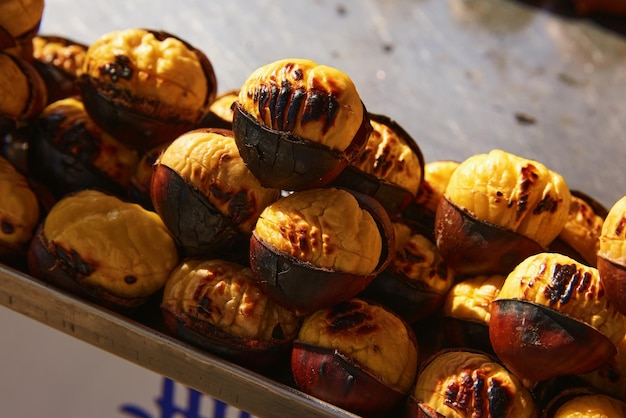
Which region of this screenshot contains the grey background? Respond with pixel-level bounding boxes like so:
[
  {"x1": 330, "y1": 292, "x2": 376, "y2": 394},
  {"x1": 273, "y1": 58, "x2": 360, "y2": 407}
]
[{"x1": 39, "y1": 0, "x2": 626, "y2": 209}]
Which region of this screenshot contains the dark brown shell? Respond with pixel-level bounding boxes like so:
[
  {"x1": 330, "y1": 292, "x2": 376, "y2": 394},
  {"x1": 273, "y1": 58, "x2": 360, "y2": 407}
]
[
  {"x1": 489, "y1": 298, "x2": 617, "y2": 386},
  {"x1": 290, "y1": 342, "x2": 407, "y2": 418},
  {"x1": 231, "y1": 101, "x2": 372, "y2": 191},
  {"x1": 249, "y1": 189, "x2": 395, "y2": 316},
  {"x1": 435, "y1": 196, "x2": 544, "y2": 277},
  {"x1": 598, "y1": 256, "x2": 626, "y2": 316}
]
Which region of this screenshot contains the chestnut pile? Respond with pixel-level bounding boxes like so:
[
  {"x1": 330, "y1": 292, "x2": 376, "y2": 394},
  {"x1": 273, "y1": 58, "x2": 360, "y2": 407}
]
[{"x1": 3, "y1": 2, "x2": 626, "y2": 417}]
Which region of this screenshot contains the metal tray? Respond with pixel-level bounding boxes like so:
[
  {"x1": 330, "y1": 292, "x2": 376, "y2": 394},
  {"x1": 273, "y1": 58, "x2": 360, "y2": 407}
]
[{"x1": 3, "y1": 0, "x2": 626, "y2": 417}]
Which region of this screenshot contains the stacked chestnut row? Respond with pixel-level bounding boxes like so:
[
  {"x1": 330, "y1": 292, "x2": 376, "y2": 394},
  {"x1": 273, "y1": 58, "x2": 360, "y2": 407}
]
[{"x1": 3, "y1": 5, "x2": 626, "y2": 418}]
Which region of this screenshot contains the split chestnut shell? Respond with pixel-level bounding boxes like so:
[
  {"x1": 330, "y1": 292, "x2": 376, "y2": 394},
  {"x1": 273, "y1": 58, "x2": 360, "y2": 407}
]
[
  {"x1": 250, "y1": 187, "x2": 395, "y2": 315},
  {"x1": 489, "y1": 252, "x2": 626, "y2": 387},
  {"x1": 291, "y1": 298, "x2": 419, "y2": 417},
  {"x1": 597, "y1": 195, "x2": 626, "y2": 315},
  {"x1": 232, "y1": 58, "x2": 371, "y2": 191}
]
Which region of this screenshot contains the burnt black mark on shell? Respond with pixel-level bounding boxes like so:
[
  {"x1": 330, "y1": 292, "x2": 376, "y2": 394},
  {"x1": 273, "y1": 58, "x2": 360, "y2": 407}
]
[
  {"x1": 488, "y1": 379, "x2": 509, "y2": 418},
  {"x1": 124, "y1": 275, "x2": 137, "y2": 284},
  {"x1": 326, "y1": 300, "x2": 372, "y2": 333},
  {"x1": 616, "y1": 216, "x2": 626, "y2": 236},
  {"x1": 54, "y1": 243, "x2": 93, "y2": 276},
  {"x1": 1, "y1": 220, "x2": 15, "y2": 235},
  {"x1": 100, "y1": 55, "x2": 133, "y2": 82},
  {"x1": 534, "y1": 195, "x2": 559, "y2": 215}
]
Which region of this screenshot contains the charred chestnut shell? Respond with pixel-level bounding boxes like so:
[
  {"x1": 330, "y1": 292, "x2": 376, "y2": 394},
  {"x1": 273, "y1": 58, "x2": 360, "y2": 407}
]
[
  {"x1": 27, "y1": 189, "x2": 179, "y2": 312},
  {"x1": 249, "y1": 188, "x2": 395, "y2": 316},
  {"x1": 232, "y1": 101, "x2": 371, "y2": 191},
  {"x1": 27, "y1": 97, "x2": 139, "y2": 199},
  {"x1": 330, "y1": 113, "x2": 425, "y2": 217},
  {"x1": 151, "y1": 128, "x2": 281, "y2": 261},
  {"x1": 198, "y1": 89, "x2": 238, "y2": 130},
  {"x1": 161, "y1": 259, "x2": 300, "y2": 372},
  {"x1": 435, "y1": 196, "x2": 545, "y2": 276},
  {"x1": 291, "y1": 299, "x2": 419, "y2": 417},
  {"x1": 79, "y1": 29, "x2": 217, "y2": 152}
]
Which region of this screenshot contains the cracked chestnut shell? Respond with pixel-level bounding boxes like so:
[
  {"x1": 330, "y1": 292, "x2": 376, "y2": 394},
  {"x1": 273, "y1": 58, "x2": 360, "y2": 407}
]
[
  {"x1": 27, "y1": 189, "x2": 179, "y2": 311},
  {"x1": 161, "y1": 258, "x2": 300, "y2": 371},
  {"x1": 31, "y1": 35, "x2": 88, "y2": 103},
  {"x1": 198, "y1": 89, "x2": 238, "y2": 130},
  {"x1": 489, "y1": 252, "x2": 626, "y2": 387},
  {"x1": 250, "y1": 187, "x2": 395, "y2": 315},
  {"x1": 151, "y1": 128, "x2": 281, "y2": 260},
  {"x1": 79, "y1": 28, "x2": 217, "y2": 151},
  {"x1": 291, "y1": 298, "x2": 419, "y2": 417},
  {"x1": 408, "y1": 349, "x2": 537, "y2": 418},
  {"x1": 0, "y1": 155, "x2": 40, "y2": 265},
  {"x1": 435, "y1": 150, "x2": 571, "y2": 277},
  {"x1": 330, "y1": 113, "x2": 425, "y2": 217},
  {"x1": 442, "y1": 274, "x2": 505, "y2": 354},
  {"x1": 359, "y1": 221, "x2": 455, "y2": 323},
  {"x1": 232, "y1": 58, "x2": 371, "y2": 191},
  {"x1": 597, "y1": 195, "x2": 626, "y2": 316},
  {"x1": 27, "y1": 97, "x2": 139, "y2": 199}
]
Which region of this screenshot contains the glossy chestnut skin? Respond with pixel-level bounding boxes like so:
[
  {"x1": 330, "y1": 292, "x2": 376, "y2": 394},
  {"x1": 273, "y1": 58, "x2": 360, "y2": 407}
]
[
  {"x1": 330, "y1": 113, "x2": 425, "y2": 217},
  {"x1": 232, "y1": 101, "x2": 372, "y2": 191},
  {"x1": 490, "y1": 298, "x2": 617, "y2": 387},
  {"x1": 249, "y1": 189, "x2": 395, "y2": 316},
  {"x1": 435, "y1": 196, "x2": 544, "y2": 276},
  {"x1": 79, "y1": 29, "x2": 217, "y2": 152}
]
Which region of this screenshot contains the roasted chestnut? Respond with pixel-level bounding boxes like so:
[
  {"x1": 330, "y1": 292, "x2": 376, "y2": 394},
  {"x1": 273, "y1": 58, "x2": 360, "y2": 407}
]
[
  {"x1": 198, "y1": 89, "x2": 238, "y2": 130},
  {"x1": 359, "y1": 221, "x2": 455, "y2": 323},
  {"x1": 330, "y1": 113, "x2": 425, "y2": 216},
  {"x1": 0, "y1": 50, "x2": 47, "y2": 136},
  {"x1": 542, "y1": 387, "x2": 626, "y2": 418},
  {"x1": 250, "y1": 187, "x2": 394, "y2": 315},
  {"x1": 291, "y1": 298, "x2": 419, "y2": 417},
  {"x1": 576, "y1": 330, "x2": 626, "y2": 400},
  {"x1": 415, "y1": 160, "x2": 460, "y2": 215},
  {"x1": 151, "y1": 128, "x2": 281, "y2": 260},
  {"x1": 28, "y1": 189, "x2": 179, "y2": 311},
  {"x1": 0, "y1": 0, "x2": 44, "y2": 60},
  {"x1": 27, "y1": 97, "x2": 139, "y2": 199},
  {"x1": 435, "y1": 149, "x2": 572, "y2": 277},
  {"x1": 489, "y1": 252, "x2": 626, "y2": 387},
  {"x1": 161, "y1": 258, "x2": 300, "y2": 371},
  {"x1": 408, "y1": 349, "x2": 537, "y2": 418},
  {"x1": 79, "y1": 28, "x2": 217, "y2": 151},
  {"x1": 31, "y1": 35, "x2": 88, "y2": 103},
  {"x1": 442, "y1": 274, "x2": 505, "y2": 354},
  {"x1": 548, "y1": 191, "x2": 606, "y2": 267},
  {"x1": 128, "y1": 143, "x2": 169, "y2": 210},
  {"x1": 597, "y1": 195, "x2": 626, "y2": 316},
  {"x1": 0, "y1": 155, "x2": 40, "y2": 265},
  {"x1": 232, "y1": 58, "x2": 371, "y2": 191}
]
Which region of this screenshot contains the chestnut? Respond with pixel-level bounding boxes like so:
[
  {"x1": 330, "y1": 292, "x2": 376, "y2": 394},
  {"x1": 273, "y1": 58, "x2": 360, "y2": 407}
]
[
  {"x1": 435, "y1": 149, "x2": 572, "y2": 277},
  {"x1": 31, "y1": 35, "x2": 88, "y2": 103},
  {"x1": 27, "y1": 97, "x2": 140, "y2": 199},
  {"x1": 232, "y1": 58, "x2": 371, "y2": 191},
  {"x1": 542, "y1": 387, "x2": 626, "y2": 418},
  {"x1": 0, "y1": 50, "x2": 47, "y2": 136},
  {"x1": 161, "y1": 258, "x2": 300, "y2": 372},
  {"x1": 79, "y1": 28, "x2": 217, "y2": 151},
  {"x1": 330, "y1": 113, "x2": 425, "y2": 216},
  {"x1": 442, "y1": 274, "x2": 505, "y2": 354},
  {"x1": 489, "y1": 252, "x2": 626, "y2": 387},
  {"x1": 359, "y1": 221, "x2": 455, "y2": 323},
  {"x1": 0, "y1": 155, "x2": 40, "y2": 266},
  {"x1": 576, "y1": 330, "x2": 626, "y2": 401},
  {"x1": 250, "y1": 187, "x2": 395, "y2": 315},
  {"x1": 597, "y1": 195, "x2": 626, "y2": 316},
  {"x1": 291, "y1": 298, "x2": 419, "y2": 417},
  {"x1": 548, "y1": 190, "x2": 606, "y2": 267},
  {"x1": 128, "y1": 143, "x2": 169, "y2": 210},
  {"x1": 198, "y1": 89, "x2": 238, "y2": 130},
  {"x1": 0, "y1": 0, "x2": 44, "y2": 60},
  {"x1": 27, "y1": 189, "x2": 179, "y2": 311},
  {"x1": 151, "y1": 128, "x2": 281, "y2": 260},
  {"x1": 408, "y1": 349, "x2": 537, "y2": 418}
]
